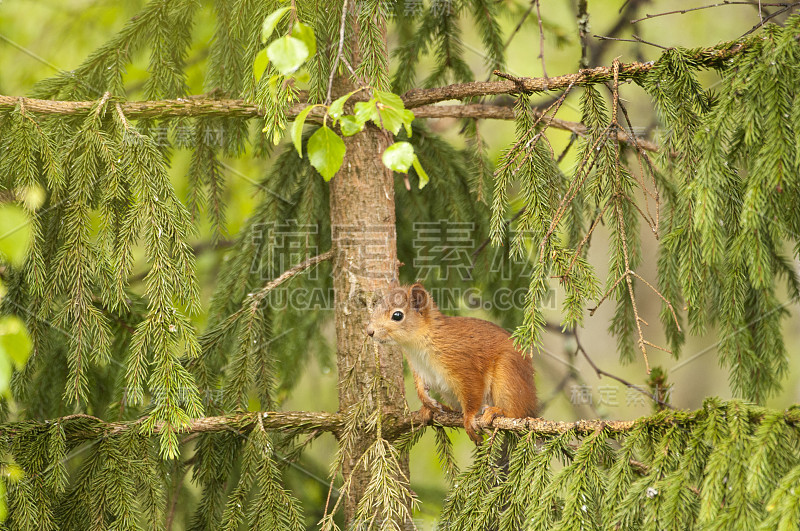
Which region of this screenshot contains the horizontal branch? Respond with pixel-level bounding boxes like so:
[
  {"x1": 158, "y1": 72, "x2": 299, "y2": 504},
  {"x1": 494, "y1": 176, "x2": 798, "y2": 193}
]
[
  {"x1": 413, "y1": 103, "x2": 660, "y2": 152},
  {"x1": 0, "y1": 94, "x2": 660, "y2": 153},
  {"x1": 0, "y1": 408, "x2": 703, "y2": 442},
  {"x1": 5, "y1": 401, "x2": 796, "y2": 444},
  {"x1": 0, "y1": 41, "x2": 744, "y2": 123},
  {"x1": 0, "y1": 93, "x2": 271, "y2": 118},
  {"x1": 401, "y1": 43, "x2": 743, "y2": 107}
]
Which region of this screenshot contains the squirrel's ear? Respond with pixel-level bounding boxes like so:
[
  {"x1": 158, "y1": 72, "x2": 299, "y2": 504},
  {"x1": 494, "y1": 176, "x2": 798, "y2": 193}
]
[{"x1": 409, "y1": 283, "x2": 429, "y2": 312}]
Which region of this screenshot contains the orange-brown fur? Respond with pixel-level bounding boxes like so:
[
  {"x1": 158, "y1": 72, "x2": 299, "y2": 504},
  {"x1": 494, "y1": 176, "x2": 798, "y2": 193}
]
[{"x1": 366, "y1": 283, "x2": 537, "y2": 443}]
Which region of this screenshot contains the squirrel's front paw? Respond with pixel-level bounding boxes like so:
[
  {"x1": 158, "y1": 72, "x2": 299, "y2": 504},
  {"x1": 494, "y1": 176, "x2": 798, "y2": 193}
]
[
  {"x1": 438, "y1": 402, "x2": 456, "y2": 413},
  {"x1": 479, "y1": 406, "x2": 504, "y2": 429},
  {"x1": 464, "y1": 417, "x2": 482, "y2": 444},
  {"x1": 418, "y1": 405, "x2": 436, "y2": 424}
]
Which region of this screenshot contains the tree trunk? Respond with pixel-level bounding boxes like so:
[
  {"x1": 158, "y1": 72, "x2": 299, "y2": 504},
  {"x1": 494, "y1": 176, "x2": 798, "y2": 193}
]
[
  {"x1": 328, "y1": 9, "x2": 409, "y2": 525},
  {"x1": 329, "y1": 124, "x2": 408, "y2": 524}
]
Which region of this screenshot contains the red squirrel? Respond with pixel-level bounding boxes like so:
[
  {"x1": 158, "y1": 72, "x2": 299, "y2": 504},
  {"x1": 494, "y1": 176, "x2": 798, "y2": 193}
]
[{"x1": 366, "y1": 283, "x2": 537, "y2": 443}]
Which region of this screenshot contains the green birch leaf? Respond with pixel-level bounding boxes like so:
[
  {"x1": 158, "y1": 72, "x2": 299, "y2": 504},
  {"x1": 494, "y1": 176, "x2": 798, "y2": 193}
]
[
  {"x1": 291, "y1": 104, "x2": 318, "y2": 157},
  {"x1": 266, "y1": 36, "x2": 309, "y2": 75},
  {"x1": 340, "y1": 115, "x2": 364, "y2": 136},
  {"x1": 412, "y1": 154, "x2": 430, "y2": 189},
  {"x1": 365, "y1": 91, "x2": 415, "y2": 135},
  {"x1": 291, "y1": 21, "x2": 317, "y2": 57},
  {"x1": 354, "y1": 99, "x2": 379, "y2": 125},
  {"x1": 308, "y1": 126, "x2": 346, "y2": 181},
  {"x1": 376, "y1": 106, "x2": 406, "y2": 135},
  {"x1": 382, "y1": 142, "x2": 415, "y2": 173},
  {"x1": 253, "y1": 48, "x2": 269, "y2": 81},
  {"x1": 329, "y1": 89, "x2": 361, "y2": 122},
  {"x1": 402, "y1": 109, "x2": 414, "y2": 137},
  {"x1": 374, "y1": 90, "x2": 405, "y2": 110},
  {"x1": 261, "y1": 7, "x2": 291, "y2": 43}
]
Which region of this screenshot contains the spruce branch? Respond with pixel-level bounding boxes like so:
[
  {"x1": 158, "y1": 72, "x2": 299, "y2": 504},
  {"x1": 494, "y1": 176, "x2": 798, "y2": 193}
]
[
  {"x1": 402, "y1": 42, "x2": 745, "y2": 107},
  {"x1": 0, "y1": 409, "x2": 668, "y2": 440},
  {"x1": 8, "y1": 404, "x2": 800, "y2": 440},
  {"x1": 0, "y1": 94, "x2": 661, "y2": 151},
  {"x1": 0, "y1": 40, "x2": 750, "y2": 116}
]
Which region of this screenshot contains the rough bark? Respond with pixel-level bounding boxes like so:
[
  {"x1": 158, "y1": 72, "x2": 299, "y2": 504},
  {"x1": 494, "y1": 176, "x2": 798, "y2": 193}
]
[{"x1": 327, "y1": 7, "x2": 408, "y2": 525}]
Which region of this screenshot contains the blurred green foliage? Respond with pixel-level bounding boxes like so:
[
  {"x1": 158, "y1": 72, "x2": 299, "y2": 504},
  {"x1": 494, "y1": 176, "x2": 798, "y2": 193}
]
[{"x1": 0, "y1": 1, "x2": 799, "y2": 528}]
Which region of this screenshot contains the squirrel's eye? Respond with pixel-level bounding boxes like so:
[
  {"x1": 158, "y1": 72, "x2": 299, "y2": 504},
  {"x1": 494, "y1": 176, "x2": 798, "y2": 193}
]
[{"x1": 391, "y1": 311, "x2": 404, "y2": 321}]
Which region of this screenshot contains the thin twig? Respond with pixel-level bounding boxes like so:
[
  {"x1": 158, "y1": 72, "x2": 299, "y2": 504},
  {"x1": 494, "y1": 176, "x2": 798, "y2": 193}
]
[
  {"x1": 616, "y1": 202, "x2": 651, "y2": 373},
  {"x1": 574, "y1": 331, "x2": 675, "y2": 409},
  {"x1": 594, "y1": 34, "x2": 668, "y2": 49},
  {"x1": 587, "y1": 0, "x2": 651, "y2": 65},
  {"x1": 631, "y1": 1, "x2": 796, "y2": 23},
  {"x1": 589, "y1": 270, "x2": 630, "y2": 316},
  {"x1": 609, "y1": 59, "x2": 650, "y2": 373},
  {"x1": 642, "y1": 339, "x2": 673, "y2": 355},
  {"x1": 506, "y1": 0, "x2": 537, "y2": 50},
  {"x1": 577, "y1": 0, "x2": 590, "y2": 70},
  {"x1": 494, "y1": 84, "x2": 576, "y2": 175},
  {"x1": 614, "y1": 93, "x2": 660, "y2": 233},
  {"x1": 557, "y1": 132, "x2": 579, "y2": 164},
  {"x1": 741, "y1": 2, "x2": 800, "y2": 35},
  {"x1": 165, "y1": 462, "x2": 190, "y2": 530},
  {"x1": 632, "y1": 34, "x2": 669, "y2": 49},
  {"x1": 539, "y1": 127, "x2": 611, "y2": 261},
  {"x1": 537, "y1": 372, "x2": 573, "y2": 414},
  {"x1": 563, "y1": 197, "x2": 614, "y2": 278},
  {"x1": 325, "y1": 0, "x2": 350, "y2": 104},
  {"x1": 247, "y1": 250, "x2": 334, "y2": 311},
  {"x1": 627, "y1": 270, "x2": 682, "y2": 333},
  {"x1": 534, "y1": 0, "x2": 549, "y2": 84}
]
